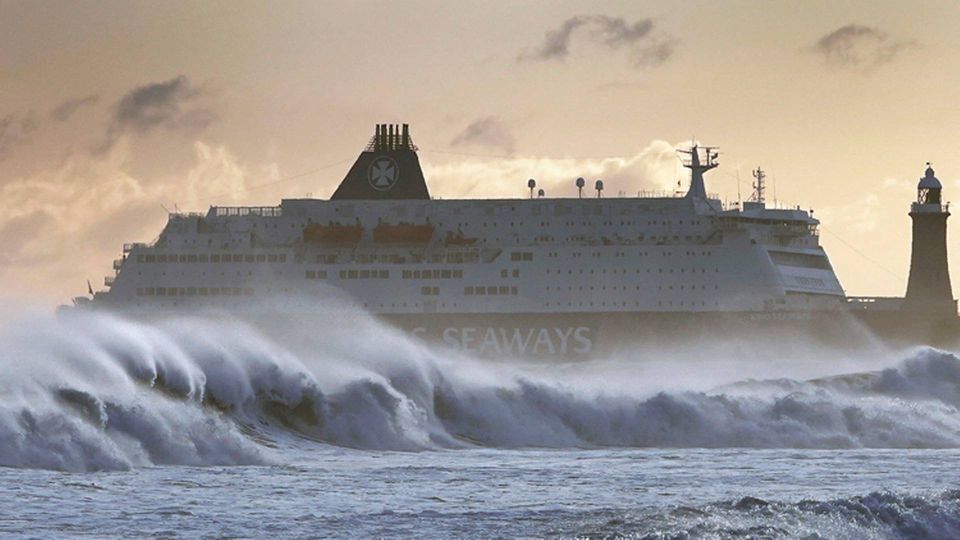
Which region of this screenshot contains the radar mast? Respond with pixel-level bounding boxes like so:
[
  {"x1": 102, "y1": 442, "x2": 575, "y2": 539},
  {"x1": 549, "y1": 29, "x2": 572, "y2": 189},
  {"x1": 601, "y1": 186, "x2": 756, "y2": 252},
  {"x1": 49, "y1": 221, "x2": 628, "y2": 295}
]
[{"x1": 678, "y1": 143, "x2": 718, "y2": 199}]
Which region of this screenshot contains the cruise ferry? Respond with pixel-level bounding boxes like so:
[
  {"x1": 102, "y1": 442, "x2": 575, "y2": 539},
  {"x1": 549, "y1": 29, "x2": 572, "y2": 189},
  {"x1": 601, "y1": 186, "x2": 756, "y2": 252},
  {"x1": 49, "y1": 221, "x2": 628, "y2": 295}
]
[{"x1": 78, "y1": 125, "x2": 958, "y2": 356}]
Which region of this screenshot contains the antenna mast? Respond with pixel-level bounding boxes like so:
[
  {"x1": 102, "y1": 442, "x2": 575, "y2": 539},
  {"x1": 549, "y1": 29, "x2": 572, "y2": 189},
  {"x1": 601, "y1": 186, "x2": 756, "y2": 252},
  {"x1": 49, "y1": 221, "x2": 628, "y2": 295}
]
[
  {"x1": 750, "y1": 167, "x2": 767, "y2": 203},
  {"x1": 751, "y1": 167, "x2": 766, "y2": 204}
]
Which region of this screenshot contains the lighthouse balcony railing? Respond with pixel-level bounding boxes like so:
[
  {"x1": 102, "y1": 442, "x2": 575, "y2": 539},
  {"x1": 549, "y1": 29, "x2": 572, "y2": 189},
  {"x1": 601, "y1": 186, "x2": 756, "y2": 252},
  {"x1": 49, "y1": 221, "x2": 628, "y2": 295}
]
[{"x1": 910, "y1": 202, "x2": 950, "y2": 214}]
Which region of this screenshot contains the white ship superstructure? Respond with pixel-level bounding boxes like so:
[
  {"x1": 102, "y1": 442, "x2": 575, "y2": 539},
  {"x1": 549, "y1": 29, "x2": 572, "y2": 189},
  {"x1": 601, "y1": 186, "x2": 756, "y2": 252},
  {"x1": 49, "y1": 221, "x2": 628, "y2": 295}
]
[{"x1": 94, "y1": 125, "x2": 844, "y2": 318}]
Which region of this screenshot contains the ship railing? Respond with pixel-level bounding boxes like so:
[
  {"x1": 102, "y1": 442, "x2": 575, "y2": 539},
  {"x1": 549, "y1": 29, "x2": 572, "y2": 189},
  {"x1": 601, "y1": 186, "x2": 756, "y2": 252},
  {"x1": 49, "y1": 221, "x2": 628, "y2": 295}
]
[
  {"x1": 845, "y1": 296, "x2": 904, "y2": 311},
  {"x1": 112, "y1": 258, "x2": 123, "y2": 270},
  {"x1": 104, "y1": 276, "x2": 115, "y2": 287},
  {"x1": 213, "y1": 206, "x2": 283, "y2": 217},
  {"x1": 123, "y1": 242, "x2": 149, "y2": 253}
]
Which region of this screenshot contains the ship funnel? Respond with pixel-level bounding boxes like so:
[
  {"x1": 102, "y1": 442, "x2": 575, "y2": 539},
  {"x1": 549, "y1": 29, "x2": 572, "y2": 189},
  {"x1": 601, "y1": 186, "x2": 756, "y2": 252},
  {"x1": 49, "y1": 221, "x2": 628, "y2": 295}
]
[{"x1": 331, "y1": 123, "x2": 429, "y2": 200}]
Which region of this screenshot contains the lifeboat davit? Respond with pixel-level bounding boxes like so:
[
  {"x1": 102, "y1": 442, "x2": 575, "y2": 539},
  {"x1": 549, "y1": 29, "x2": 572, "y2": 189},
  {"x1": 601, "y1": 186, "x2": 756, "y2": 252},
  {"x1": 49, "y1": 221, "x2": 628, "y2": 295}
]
[
  {"x1": 373, "y1": 222, "x2": 434, "y2": 244},
  {"x1": 303, "y1": 222, "x2": 363, "y2": 245}
]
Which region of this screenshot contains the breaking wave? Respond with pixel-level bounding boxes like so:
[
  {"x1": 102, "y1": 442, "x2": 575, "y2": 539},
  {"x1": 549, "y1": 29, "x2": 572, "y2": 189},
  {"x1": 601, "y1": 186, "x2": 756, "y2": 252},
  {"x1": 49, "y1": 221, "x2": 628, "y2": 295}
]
[
  {"x1": 3, "y1": 310, "x2": 960, "y2": 471},
  {"x1": 562, "y1": 490, "x2": 960, "y2": 539}
]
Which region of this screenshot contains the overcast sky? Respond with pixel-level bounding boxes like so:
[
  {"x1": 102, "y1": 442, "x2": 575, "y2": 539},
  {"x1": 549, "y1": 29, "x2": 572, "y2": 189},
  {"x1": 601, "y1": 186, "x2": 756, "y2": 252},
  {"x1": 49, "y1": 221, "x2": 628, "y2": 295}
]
[{"x1": 2, "y1": 0, "x2": 959, "y2": 304}]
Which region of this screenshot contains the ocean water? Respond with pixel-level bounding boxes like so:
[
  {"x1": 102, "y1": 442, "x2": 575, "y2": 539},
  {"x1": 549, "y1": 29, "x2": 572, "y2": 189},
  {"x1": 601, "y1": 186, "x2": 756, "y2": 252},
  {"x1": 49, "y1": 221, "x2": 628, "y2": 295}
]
[{"x1": 2, "y1": 311, "x2": 960, "y2": 538}]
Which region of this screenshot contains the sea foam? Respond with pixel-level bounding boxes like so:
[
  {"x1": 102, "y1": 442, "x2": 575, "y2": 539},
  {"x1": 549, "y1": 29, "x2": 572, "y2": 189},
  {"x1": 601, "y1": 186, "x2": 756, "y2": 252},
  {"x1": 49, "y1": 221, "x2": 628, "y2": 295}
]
[{"x1": 1, "y1": 310, "x2": 960, "y2": 471}]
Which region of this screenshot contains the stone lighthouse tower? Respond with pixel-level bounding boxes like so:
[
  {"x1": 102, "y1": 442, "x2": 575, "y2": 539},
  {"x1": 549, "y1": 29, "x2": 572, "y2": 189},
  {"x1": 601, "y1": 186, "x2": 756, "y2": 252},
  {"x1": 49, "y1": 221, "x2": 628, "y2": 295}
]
[{"x1": 903, "y1": 164, "x2": 956, "y2": 314}]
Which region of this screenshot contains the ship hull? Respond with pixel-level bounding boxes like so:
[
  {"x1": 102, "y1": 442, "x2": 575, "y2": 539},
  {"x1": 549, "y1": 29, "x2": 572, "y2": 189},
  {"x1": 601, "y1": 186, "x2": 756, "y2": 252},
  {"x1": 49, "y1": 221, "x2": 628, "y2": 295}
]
[
  {"x1": 379, "y1": 309, "x2": 960, "y2": 357},
  {"x1": 68, "y1": 303, "x2": 960, "y2": 359}
]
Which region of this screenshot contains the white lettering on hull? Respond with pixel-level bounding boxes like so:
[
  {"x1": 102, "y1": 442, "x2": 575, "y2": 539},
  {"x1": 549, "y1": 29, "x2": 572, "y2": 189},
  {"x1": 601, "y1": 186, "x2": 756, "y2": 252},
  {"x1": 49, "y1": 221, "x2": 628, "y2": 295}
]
[{"x1": 415, "y1": 326, "x2": 593, "y2": 355}]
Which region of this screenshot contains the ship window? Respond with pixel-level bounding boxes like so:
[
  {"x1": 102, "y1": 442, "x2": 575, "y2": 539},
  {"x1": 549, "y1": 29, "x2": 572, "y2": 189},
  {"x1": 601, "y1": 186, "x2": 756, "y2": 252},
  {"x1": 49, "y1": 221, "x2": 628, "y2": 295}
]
[
  {"x1": 221, "y1": 287, "x2": 231, "y2": 295},
  {"x1": 403, "y1": 270, "x2": 411, "y2": 279},
  {"x1": 211, "y1": 254, "x2": 220, "y2": 263},
  {"x1": 168, "y1": 288, "x2": 178, "y2": 296},
  {"x1": 280, "y1": 254, "x2": 287, "y2": 263},
  {"x1": 199, "y1": 254, "x2": 208, "y2": 263},
  {"x1": 359, "y1": 270, "x2": 370, "y2": 279},
  {"x1": 187, "y1": 287, "x2": 197, "y2": 296},
  {"x1": 511, "y1": 252, "x2": 521, "y2": 261},
  {"x1": 233, "y1": 254, "x2": 243, "y2": 262},
  {"x1": 465, "y1": 286, "x2": 474, "y2": 295},
  {"x1": 145, "y1": 288, "x2": 155, "y2": 296},
  {"x1": 157, "y1": 288, "x2": 167, "y2": 296},
  {"x1": 256, "y1": 255, "x2": 266, "y2": 263},
  {"x1": 768, "y1": 251, "x2": 831, "y2": 270},
  {"x1": 378, "y1": 270, "x2": 388, "y2": 279},
  {"x1": 244, "y1": 288, "x2": 254, "y2": 296},
  {"x1": 476, "y1": 286, "x2": 485, "y2": 295},
  {"x1": 511, "y1": 286, "x2": 518, "y2": 295},
  {"x1": 499, "y1": 286, "x2": 509, "y2": 295},
  {"x1": 199, "y1": 288, "x2": 208, "y2": 296},
  {"x1": 454, "y1": 270, "x2": 463, "y2": 278},
  {"x1": 306, "y1": 270, "x2": 316, "y2": 279},
  {"x1": 348, "y1": 270, "x2": 358, "y2": 279},
  {"x1": 487, "y1": 286, "x2": 497, "y2": 295},
  {"x1": 244, "y1": 255, "x2": 255, "y2": 263},
  {"x1": 179, "y1": 255, "x2": 188, "y2": 263},
  {"x1": 501, "y1": 269, "x2": 508, "y2": 278},
  {"x1": 413, "y1": 270, "x2": 421, "y2": 278},
  {"x1": 158, "y1": 254, "x2": 168, "y2": 263},
  {"x1": 268, "y1": 254, "x2": 278, "y2": 262},
  {"x1": 233, "y1": 287, "x2": 243, "y2": 295}
]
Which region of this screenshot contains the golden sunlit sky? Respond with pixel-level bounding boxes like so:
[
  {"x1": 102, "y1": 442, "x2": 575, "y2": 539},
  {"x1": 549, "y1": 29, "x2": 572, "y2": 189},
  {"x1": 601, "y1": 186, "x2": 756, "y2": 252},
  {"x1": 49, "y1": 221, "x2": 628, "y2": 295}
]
[{"x1": 3, "y1": 0, "x2": 960, "y2": 305}]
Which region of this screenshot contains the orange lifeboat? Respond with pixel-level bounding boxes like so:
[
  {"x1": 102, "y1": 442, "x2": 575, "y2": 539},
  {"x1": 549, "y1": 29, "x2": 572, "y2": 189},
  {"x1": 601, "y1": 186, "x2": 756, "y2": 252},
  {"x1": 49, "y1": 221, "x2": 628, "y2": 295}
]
[
  {"x1": 303, "y1": 222, "x2": 363, "y2": 245},
  {"x1": 445, "y1": 230, "x2": 478, "y2": 246},
  {"x1": 373, "y1": 221, "x2": 434, "y2": 244}
]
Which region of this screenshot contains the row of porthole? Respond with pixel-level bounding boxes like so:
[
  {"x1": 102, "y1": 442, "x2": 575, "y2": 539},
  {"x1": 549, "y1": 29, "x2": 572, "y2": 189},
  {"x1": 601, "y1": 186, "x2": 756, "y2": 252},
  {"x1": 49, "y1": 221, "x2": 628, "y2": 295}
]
[
  {"x1": 543, "y1": 300, "x2": 719, "y2": 308},
  {"x1": 547, "y1": 267, "x2": 720, "y2": 275},
  {"x1": 135, "y1": 287, "x2": 254, "y2": 297},
  {"x1": 546, "y1": 284, "x2": 718, "y2": 292}
]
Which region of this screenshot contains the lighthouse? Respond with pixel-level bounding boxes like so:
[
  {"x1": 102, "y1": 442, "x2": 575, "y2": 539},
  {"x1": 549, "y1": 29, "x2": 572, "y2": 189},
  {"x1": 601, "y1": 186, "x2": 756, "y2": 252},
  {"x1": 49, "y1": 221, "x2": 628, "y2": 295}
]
[{"x1": 903, "y1": 164, "x2": 956, "y2": 315}]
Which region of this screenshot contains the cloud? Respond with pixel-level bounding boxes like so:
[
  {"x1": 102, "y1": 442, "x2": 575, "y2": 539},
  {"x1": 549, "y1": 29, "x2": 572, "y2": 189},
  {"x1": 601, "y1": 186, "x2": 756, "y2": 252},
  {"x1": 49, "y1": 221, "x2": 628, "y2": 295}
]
[
  {"x1": 422, "y1": 139, "x2": 683, "y2": 199},
  {"x1": 0, "y1": 112, "x2": 38, "y2": 160},
  {"x1": 812, "y1": 24, "x2": 917, "y2": 70},
  {"x1": 520, "y1": 14, "x2": 675, "y2": 67},
  {"x1": 50, "y1": 94, "x2": 99, "y2": 122},
  {"x1": 0, "y1": 139, "x2": 253, "y2": 302},
  {"x1": 633, "y1": 36, "x2": 679, "y2": 67},
  {"x1": 450, "y1": 116, "x2": 516, "y2": 155},
  {"x1": 98, "y1": 75, "x2": 215, "y2": 152}
]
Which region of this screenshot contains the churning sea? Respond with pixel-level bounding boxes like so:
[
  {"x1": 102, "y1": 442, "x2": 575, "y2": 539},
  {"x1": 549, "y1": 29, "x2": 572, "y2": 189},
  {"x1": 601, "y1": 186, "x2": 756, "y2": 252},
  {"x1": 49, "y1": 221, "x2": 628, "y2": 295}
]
[{"x1": 3, "y1": 310, "x2": 960, "y2": 539}]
